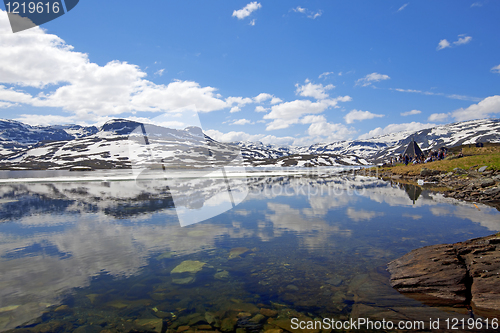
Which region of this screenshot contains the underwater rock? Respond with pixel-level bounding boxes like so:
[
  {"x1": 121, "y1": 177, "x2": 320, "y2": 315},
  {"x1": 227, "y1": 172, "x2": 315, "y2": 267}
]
[
  {"x1": 214, "y1": 269, "x2": 230, "y2": 279},
  {"x1": 221, "y1": 317, "x2": 237, "y2": 332},
  {"x1": 134, "y1": 318, "x2": 163, "y2": 333},
  {"x1": 171, "y1": 260, "x2": 206, "y2": 285},
  {"x1": 156, "y1": 251, "x2": 173, "y2": 260},
  {"x1": 229, "y1": 247, "x2": 251, "y2": 259},
  {"x1": 259, "y1": 308, "x2": 278, "y2": 317}
]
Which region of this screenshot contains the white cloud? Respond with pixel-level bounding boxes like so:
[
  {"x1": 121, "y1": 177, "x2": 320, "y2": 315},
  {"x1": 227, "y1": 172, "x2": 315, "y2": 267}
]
[
  {"x1": 226, "y1": 96, "x2": 253, "y2": 107},
  {"x1": 454, "y1": 35, "x2": 472, "y2": 46},
  {"x1": 232, "y1": 2, "x2": 262, "y2": 20},
  {"x1": 437, "y1": 35, "x2": 472, "y2": 50},
  {"x1": 308, "y1": 10, "x2": 322, "y2": 19},
  {"x1": 295, "y1": 79, "x2": 334, "y2": 100},
  {"x1": 358, "y1": 122, "x2": 436, "y2": 140},
  {"x1": 318, "y1": 71, "x2": 334, "y2": 79},
  {"x1": 230, "y1": 106, "x2": 241, "y2": 113},
  {"x1": 397, "y1": 3, "x2": 409, "y2": 12},
  {"x1": 231, "y1": 118, "x2": 253, "y2": 125},
  {"x1": 491, "y1": 64, "x2": 500, "y2": 74},
  {"x1": 451, "y1": 95, "x2": 500, "y2": 121},
  {"x1": 400, "y1": 109, "x2": 421, "y2": 116},
  {"x1": 255, "y1": 105, "x2": 268, "y2": 112},
  {"x1": 392, "y1": 87, "x2": 481, "y2": 102},
  {"x1": 292, "y1": 6, "x2": 306, "y2": 14},
  {"x1": 0, "y1": 101, "x2": 16, "y2": 108},
  {"x1": 154, "y1": 69, "x2": 165, "y2": 76},
  {"x1": 355, "y1": 72, "x2": 390, "y2": 87},
  {"x1": 205, "y1": 129, "x2": 295, "y2": 146},
  {"x1": 249, "y1": 19, "x2": 256, "y2": 26},
  {"x1": 346, "y1": 207, "x2": 384, "y2": 222},
  {"x1": 437, "y1": 39, "x2": 451, "y2": 50},
  {"x1": 291, "y1": 7, "x2": 322, "y2": 19},
  {"x1": 471, "y1": 2, "x2": 483, "y2": 7},
  {"x1": 0, "y1": 15, "x2": 249, "y2": 123},
  {"x1": 14, "y1": 114, "x2": 78, "y2": 126},
  {"x1": 307, "y1": 121, "x2": 356, "y2": 141},
  {"x1": 344, "y1": 109, "x2": 384, "y2": 124},
  {"x1": 300, "y1": 115, "x2": 327, "y2": 124},
  {"x1": 428, "y1": 112, "x2": 450, "y2": 122},
  {"x1": 263, "y1": 96, "x2": 351, "y2": 131},
  {"x1": 270, "y1": 97, "x2": 282, "y2": 104},
  {"x1": 253, "y1": 93, "x2": 273, "y2": 103}
]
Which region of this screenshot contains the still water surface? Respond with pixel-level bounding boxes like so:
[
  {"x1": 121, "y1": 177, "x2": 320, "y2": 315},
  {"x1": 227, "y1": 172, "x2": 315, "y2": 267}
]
[{"x1": 0, "y1": 170, "x2": 499, "y2": 332}]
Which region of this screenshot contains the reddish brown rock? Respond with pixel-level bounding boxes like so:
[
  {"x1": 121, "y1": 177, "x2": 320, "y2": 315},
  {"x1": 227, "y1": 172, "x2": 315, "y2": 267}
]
[{"x1": 388, "y1": 234, "x2": 500, "y2": 317}]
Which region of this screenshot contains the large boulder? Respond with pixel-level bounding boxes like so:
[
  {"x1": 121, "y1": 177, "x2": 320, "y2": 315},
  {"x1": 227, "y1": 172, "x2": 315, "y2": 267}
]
[{"x1": 388, "y1": 234, "x2": 500, "y2": 317}]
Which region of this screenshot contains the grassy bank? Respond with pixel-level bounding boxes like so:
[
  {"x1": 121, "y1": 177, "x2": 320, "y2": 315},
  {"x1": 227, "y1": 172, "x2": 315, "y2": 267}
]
[{"x1": 375, "y1": 144, "x2": 500, "y2": 176}]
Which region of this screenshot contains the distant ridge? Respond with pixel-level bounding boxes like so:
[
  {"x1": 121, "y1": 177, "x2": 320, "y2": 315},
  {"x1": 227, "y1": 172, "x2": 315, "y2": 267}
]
[{"x1": 0, "y1": 118, "x2": 499, "y2": 169}]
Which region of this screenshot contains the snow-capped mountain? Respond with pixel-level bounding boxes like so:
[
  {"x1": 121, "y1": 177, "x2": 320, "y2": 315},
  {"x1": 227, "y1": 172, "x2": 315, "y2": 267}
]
[
  {"x1": 292, "y1": 118, "x2": 500, "y2": 162},
  {"x1": 0, "y1": 118, "x2": 498, "y2": 169}
]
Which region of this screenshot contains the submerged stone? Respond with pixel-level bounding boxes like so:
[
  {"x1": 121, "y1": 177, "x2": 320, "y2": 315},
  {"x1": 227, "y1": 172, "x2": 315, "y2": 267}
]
[
  {"x1": 214, "y1": 270, "x2": 229, "y2": 279},
  {"x1": 171, "y1": 260, "x2": 207, "y2": 284},
  {"x1": 171, "y1": 260, "x2": 206, "y2": 274},
  {"x1": 134, "y1": 318, "x2": 163, "y2": 333},
  {"x1": 229, "y1": 247, "x2": 250, "y2": 259}
]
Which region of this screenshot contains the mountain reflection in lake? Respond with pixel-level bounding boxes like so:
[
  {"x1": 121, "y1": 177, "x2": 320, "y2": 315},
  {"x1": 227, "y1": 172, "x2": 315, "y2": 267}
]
[{"x1": 0, "y1": 171, "x2": 499, "y2": 332}]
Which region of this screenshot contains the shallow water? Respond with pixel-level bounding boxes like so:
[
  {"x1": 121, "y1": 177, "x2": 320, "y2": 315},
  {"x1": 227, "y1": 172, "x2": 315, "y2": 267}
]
[{"x1": 0, "y1": 170, "x2": 499, "y2": 332}]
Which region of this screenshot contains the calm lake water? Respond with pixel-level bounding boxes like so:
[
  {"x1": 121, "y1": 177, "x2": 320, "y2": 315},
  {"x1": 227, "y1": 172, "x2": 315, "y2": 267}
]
[{"x1": 0, "y1": 169, "x2": 499, "y2": 332}]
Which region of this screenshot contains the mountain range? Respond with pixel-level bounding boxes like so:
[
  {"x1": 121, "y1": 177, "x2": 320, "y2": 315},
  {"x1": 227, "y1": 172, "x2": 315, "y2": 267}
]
[{"x1": 0, "y1": 118, "x2": 499, "y2": 170}]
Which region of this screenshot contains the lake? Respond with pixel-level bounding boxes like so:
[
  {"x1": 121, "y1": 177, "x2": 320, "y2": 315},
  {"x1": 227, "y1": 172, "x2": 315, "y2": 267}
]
[{"x1": 0, "y1": 169, "x2": 499, "y2": 332}]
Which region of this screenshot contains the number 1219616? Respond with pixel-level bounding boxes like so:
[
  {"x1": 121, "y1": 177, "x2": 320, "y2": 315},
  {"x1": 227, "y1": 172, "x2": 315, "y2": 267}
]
[{"x1": 5, "y1": 2, "x2": 61, "y2": 14}]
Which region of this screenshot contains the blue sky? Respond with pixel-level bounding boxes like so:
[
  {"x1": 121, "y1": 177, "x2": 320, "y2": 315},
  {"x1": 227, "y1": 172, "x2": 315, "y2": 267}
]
[{"x1": 0, "y1": 1, "x2": 499, "y2": 146}]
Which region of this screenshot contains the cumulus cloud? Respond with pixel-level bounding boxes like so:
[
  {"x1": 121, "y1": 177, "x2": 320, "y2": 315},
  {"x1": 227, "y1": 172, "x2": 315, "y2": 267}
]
[
  {"x1": 231, "y1": 118, "x2": 253, "y2": 125},
  {"x1": 451, "y1": 95, "x2": 500, "y2": 121},
  {"x1": 358, "y1": 122, "x2": 436, "y2": 140},
  {"x1": 344, "y1": 109, "x2": 384, "y2": 124},
  {"x1": 428, "y1": 112, "x2": 450, "y2": 122},
  {"x1": 0, "y1": 101, "x2": 16, "y2": 108},
  {"x1": 355, "y1": 72, "x2": 390, "y2": 87},
  {"x1": 270, "y1": 97, "x2": 282, "y2": 104},
  {"x1": 230, "y1": 106, "x2": 241, "y2": 113},
  {"x1": 437, "y1": 34, "x2": 472, "y2": 51},
  {"x1": 253, "y1": 93, "x2": 273, "y2": 103},
  {"x1": 232, "y1": 2, "x2": 262, "y2": 20},
  {"x1": 255, "y1": 105, "x2": 268, "y2": 112},
  {"x1": 263, "y1": 96, "x2": 352, "y2": 130},
  {"x1": 437, "y1": 39, "x2": 451, "y2": 50},
  {"x1": 0, "y1": 13, "x2": 252, "y2": 125},
  {"x1": 400, "y1": 109, "x2": 421, "y2": 116},
  {"x1": 307, "y1": 121, "x2": 356, "y2": 141},
  {"x1": 205, "y1": 129, "x2": 295, "y2": 146},
  {"x1": 249, "y1": 19, "x2": 256, "y2": 26},
  {"x1": 295, "y1": 79, "x2": 334, "y2": 100},
  {"x1": 491, "y1": 64, "x2": 500, "y2": 74}
]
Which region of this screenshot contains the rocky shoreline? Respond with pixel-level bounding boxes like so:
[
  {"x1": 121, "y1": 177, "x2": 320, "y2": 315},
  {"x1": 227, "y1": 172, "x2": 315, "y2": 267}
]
[
  {"x1": 354, "y1": 165, "x2": 500, "y2": 211},
  {"x1": 354, "y1": 165, "x2": 500, "y2": 318}
]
